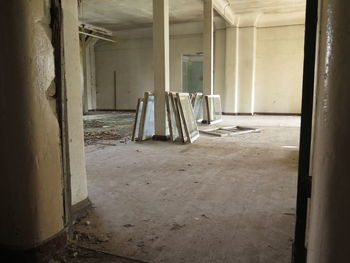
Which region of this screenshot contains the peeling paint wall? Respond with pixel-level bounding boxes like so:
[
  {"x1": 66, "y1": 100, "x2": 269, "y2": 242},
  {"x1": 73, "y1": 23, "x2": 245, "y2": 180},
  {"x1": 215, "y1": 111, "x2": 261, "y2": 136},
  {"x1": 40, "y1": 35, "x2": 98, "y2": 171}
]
[{"x1": 0, "y1": 0, "x2": 64, "y2": 247}]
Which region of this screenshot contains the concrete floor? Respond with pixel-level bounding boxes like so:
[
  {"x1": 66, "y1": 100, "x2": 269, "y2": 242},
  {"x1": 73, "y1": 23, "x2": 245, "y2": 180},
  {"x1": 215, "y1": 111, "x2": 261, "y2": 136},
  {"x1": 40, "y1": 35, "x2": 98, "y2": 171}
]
[{"x1": 77, "y1": 116, "x2": 300, "y2": 263}]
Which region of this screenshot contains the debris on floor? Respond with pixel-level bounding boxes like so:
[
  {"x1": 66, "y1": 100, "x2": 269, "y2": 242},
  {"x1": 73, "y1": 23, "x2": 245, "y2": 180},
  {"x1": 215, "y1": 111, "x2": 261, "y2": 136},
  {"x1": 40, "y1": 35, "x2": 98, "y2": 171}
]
[
  {"x1": 199, "y1": 126, "x2": 261, "y2": 137},
  {"x1": 83, "y1": 112, "x2": 135, "y2": 145},
  {"x1": 170, "y1": 223, "x2": 186, "y2": 231},
  {"x1": 50, "y1": 244, "x2": 149, "y2": 263},
  {"x1": 132, "y1": 92, "x2": 224, "y2": 144}
]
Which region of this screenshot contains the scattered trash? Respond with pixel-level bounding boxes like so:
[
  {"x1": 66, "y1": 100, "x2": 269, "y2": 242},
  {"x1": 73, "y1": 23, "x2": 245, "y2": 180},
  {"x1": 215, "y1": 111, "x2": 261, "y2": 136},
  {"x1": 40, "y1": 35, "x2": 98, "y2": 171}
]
[
  {"x1": 149, "y1": 236, "x2": 159, "y2": 242},
  {"x1": 73, "y1": 231, "x2": 109, "y2": 244},
  {"x1": 85, "y1": 220, "x2": 91, "y2": 226},
  {"x1": 178, "y1": 169, "x2": 186, "y2": 172},
  {"x1": 155, "y1": 246, "x2": 165, "y2": 252},
  {"x1": 170, "y1": 223, "x2": 186, "y2": 231},
  {"x1": 200, "y1": 126, "x2": 261, "y2": 137},
  {"x1": 201, "y1": 214, "x2": 210, "y2": 219},
  {"x1": 283, "y1": 213, "x2": 295, "y2": 216},
  {"x1": 123, "y1": 224, "x2": 135, "y2": 228},
  {"x1": 136, "y1": 241, "x2": 145, "y2": 248},
  {"x1": 83, "y1": 113, "x2": 135, "y2": 145},
  {"x1": 97, "y1": 234, "x2": 109, "y2": 242}
]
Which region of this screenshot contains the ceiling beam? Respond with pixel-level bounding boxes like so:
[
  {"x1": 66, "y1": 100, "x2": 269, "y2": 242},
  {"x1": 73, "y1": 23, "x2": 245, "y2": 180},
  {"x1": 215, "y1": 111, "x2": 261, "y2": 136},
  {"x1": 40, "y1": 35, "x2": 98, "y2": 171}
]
[{"x1": 213, "y1": 0, "x2": 237, "y2": 26}]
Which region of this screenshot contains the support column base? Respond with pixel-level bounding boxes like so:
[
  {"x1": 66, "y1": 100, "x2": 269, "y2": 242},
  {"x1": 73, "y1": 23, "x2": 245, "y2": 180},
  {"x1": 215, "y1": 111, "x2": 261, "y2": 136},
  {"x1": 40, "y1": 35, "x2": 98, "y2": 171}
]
[{"x1": 0, "y1": 229, "x2": 68, "y2": 263}]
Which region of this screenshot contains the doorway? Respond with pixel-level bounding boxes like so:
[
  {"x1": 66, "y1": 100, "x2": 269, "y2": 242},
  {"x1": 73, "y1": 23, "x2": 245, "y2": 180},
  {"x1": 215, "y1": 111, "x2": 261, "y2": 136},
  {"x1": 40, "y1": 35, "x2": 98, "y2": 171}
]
[
  {"x1": 55, "y1": 0, "x2": 317, "y2": 262},
  {"x1": 182, "y1": 54, "x2": 203, "y2": 93}
]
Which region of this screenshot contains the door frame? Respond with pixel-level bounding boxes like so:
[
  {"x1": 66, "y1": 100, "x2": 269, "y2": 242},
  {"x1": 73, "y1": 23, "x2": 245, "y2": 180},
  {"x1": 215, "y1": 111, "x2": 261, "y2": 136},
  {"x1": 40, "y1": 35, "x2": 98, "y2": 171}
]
[{"x1": 293, "y1": 0, "x2": 319, "y2": 262}]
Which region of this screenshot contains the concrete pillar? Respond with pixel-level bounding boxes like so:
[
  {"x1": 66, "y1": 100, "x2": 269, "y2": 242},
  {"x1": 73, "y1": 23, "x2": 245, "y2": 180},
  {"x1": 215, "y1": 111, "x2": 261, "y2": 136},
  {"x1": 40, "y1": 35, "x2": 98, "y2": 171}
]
[
  {"x1": 307, "y1": 0, "x2": 350, "y2": 262},
  {"x1": 82, "y1": 38, "x2": 89, "y2": 114},
  {"x1": 82, "y1": 38, "x2": 98, "y2": 112},
  {"x1": 237, "y1": 26, "x2": 257, "y2": 114},
  {"x1": 225, "y1": 27, "x2": 239, "y2": 113},
  {"x1": 153, "y1": 0, "x2": 170, "y2": 138},
  {"x1": 87, "y1": 39, "x2": 98, "y2": 110},
  {"x1": 61, "y1": 0, "x2": 89, "y2": 207},
  {"x1": 0, "y1": 0, "x2": 66, "y2": 258},
  {"x1": 203, "y1": 0, "x2": 214, "y2": 95}
]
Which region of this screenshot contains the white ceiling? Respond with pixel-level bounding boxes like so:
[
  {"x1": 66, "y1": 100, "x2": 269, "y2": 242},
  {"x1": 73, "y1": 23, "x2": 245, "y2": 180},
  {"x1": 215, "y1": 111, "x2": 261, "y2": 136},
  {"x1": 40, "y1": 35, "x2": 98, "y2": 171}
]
[
  {"x1": 79, "y1": 0, "x2": 203, "y2": 31},
  {"x1": 79, "y1": 0, "x2": 306, "y2": 31},
  {"x1": 229, "y1": 0, "x2": 306, "y2": 14}
]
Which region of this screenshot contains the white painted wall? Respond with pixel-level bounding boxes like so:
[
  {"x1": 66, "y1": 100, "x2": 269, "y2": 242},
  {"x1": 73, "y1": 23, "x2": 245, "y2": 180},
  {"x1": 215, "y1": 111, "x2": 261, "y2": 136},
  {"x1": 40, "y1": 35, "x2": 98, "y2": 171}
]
[
  {"x1": 214, "y1": 29, "x2": 226, "y2": 101},
  {"x1": 255, "y1": 25, "x2": 305, "y2": 114},
  {"x1": 95, "y1": 34, "x2": 204, "y2": 110},
  {"x1": 96, "y1": 38, "x2": 154, "y2": 110},
  {"x1": 63, "y1": 0, "x2": 89, "y2": 206},
  {"x1": 170, "y1": 34, "x2": 203, "y2": 92},
  {"x1": 94, "y1": 24, "x2": 304, "y2": 114}
]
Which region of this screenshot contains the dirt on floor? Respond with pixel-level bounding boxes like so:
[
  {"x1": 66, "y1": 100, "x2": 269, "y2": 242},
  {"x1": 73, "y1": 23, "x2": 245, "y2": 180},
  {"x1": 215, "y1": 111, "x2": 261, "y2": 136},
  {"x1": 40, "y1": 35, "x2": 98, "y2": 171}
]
[
  {"x1": 80, "y1": 116, "x2": 300, "y2": 263},
  {"x1": 49, "y1": 211, "x2": 148, "y2": 263},
  {"x1": 84, "y1": 112, "x2": 135, "y2": 146}
]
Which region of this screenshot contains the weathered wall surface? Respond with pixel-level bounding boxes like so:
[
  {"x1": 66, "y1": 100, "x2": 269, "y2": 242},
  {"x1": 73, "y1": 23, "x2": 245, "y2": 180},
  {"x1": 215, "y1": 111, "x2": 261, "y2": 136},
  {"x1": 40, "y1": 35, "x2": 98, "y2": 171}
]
[
  {"x1": 0, "y1": 0, "x2": 64, "y2": 247},
  {"x1": 255, "y1": 25, "x2": 305, "y2": 114},
  {"x1": 308, "y1": 0, "x2": 350, "y2": 261}
]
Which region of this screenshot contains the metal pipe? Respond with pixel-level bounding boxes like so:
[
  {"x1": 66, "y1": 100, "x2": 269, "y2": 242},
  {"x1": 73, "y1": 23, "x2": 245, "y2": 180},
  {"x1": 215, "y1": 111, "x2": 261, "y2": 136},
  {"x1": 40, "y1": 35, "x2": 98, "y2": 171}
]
[{"x1": 79, "y1": 31, "x2": 116, "y2": 43}]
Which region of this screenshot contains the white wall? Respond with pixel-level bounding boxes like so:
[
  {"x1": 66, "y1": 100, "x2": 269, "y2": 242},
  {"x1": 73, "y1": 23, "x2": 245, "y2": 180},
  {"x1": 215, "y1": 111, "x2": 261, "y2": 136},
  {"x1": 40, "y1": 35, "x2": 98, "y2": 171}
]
[
  {"x1": 94, "y1": 24, "x2": 305, "y2": 114},
  {"x1": 255, "y1": 25, "x2": 305, "y2": 114},
  {"x1": 170, "y1": 34, "x2": 203, "y2": 93},
  {"x1": 63, "y1": 0, "x2": 89, "y2": 206},
  {"x1": 214, "y1": 29, "x2": 226, "y2": 102},
  {"x1": 95, "y1": 34, "x2": 204, "y2": 110},
  {"x1": 96, "y1": 38, "x2": 154, "y2": 110}
]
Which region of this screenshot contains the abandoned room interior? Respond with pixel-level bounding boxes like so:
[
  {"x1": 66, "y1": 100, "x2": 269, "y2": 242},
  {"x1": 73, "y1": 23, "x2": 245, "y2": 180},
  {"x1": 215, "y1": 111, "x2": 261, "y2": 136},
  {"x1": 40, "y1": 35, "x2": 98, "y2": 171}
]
[{"x1": 1, "y1": 0, "x2": 350, "y2": 262}]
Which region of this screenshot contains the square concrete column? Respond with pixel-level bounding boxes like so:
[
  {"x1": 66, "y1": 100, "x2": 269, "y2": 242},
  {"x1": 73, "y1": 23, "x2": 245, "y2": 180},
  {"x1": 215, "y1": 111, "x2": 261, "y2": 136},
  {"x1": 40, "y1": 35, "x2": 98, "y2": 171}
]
[
  {"x1": 237, "y1": 26, "x2": 257, "y2": 114},
  {"x1": 153, "y1": 0, "x2": 170, "y2": 138},
  {"x1": 203, "y1": 0, "x2": 214, "y2": 95},
  {"x1": 225, "y1": 27, "x2": 239, "y2": 113}
]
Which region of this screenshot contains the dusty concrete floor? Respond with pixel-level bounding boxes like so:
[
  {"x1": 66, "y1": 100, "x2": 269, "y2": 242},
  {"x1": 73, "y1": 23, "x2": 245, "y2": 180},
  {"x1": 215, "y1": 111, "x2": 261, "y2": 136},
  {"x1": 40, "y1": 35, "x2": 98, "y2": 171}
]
[
  {"x1": 78, "y1": 115, "x2": 300, "y2": 263},
  {"x1": 83, "y1": 111, "x2": 135, "y2": 145}
]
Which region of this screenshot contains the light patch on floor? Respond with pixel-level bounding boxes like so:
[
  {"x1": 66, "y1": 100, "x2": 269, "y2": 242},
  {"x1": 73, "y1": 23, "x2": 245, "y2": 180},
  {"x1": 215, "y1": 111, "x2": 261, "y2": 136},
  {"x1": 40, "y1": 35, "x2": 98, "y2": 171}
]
[{"x1": 76, "y1": 116, "x2": 300, "y2": 263}]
